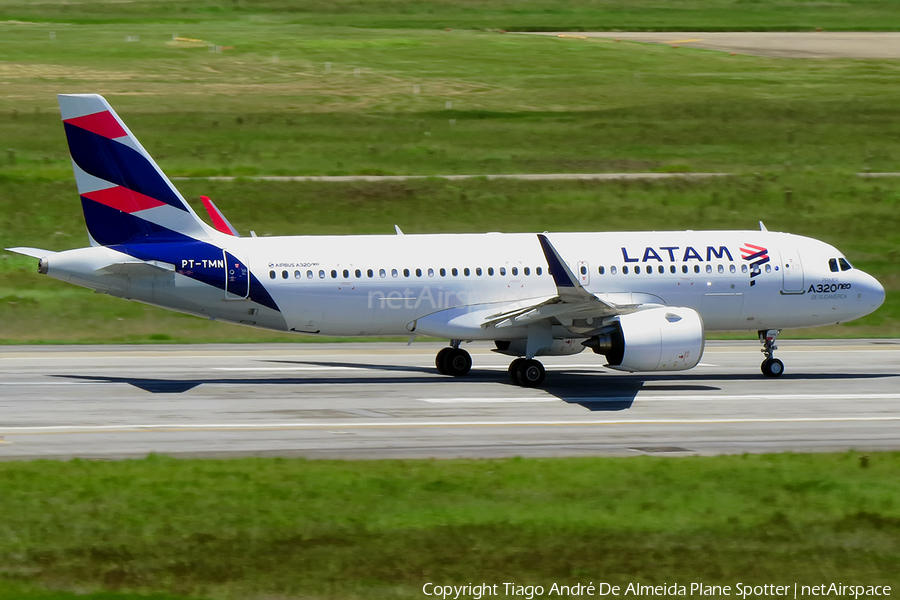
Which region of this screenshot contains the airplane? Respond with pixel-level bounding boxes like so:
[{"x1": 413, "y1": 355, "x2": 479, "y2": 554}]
[{"x1": 5, "y1": 94, "x2": 886, "y2": 387}]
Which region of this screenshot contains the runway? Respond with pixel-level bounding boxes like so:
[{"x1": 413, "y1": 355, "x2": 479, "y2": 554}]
[{"x1": 1, "y1": 340, "x2": 898, "y2": 461}]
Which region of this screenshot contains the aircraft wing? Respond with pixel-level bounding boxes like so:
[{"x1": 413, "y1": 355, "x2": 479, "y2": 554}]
[{"x1": 475, "y1": 235, "x2": 653, "y2": 332}]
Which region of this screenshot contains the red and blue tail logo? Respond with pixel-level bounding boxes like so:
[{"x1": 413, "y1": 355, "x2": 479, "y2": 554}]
[
  {"x1": 58, "y1": 95, "x2": 278, "y2": 312},
  {"x1": 60, "y1": 94, "x2": 211, "y2": 246}
]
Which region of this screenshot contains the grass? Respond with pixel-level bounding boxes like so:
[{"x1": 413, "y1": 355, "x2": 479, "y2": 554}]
[
  {"x1": 0, "y1": 453, "x2": 897, "y2": 599},
  {"x1": 2, "y1": 0, "x2": 900, "y2": 31},
  {"x1": 3, "y1": 24, "x2": 900, "y2": 174}
]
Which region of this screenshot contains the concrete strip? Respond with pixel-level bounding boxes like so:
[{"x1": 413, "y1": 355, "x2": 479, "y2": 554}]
[
  {"x1": 0, "y1": 340, "x2": 898, "y2": 460},
  {"x1": 171, "y1": 173, "x2": 731, "y2": 183},
  {"x1": 521, "y1": 32, "x2": 900, "y2": 59}
]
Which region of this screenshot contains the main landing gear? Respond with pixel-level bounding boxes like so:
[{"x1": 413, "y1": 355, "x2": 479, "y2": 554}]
[
  {"x1": 433, "y1": 342, "x2": 547, "y2": 387},
  {"x1": 435, "y1": 341, "x2": 472, "y2": 377},
  {"x1": 508, "y1": 358, "x2": 546, "y2": 387},
  {"x1": 759, "y1": 329, "x2": 785, "y2": 378}
]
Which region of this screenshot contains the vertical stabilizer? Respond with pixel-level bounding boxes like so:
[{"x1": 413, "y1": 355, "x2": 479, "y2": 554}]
[{"x1": 59, "y1": 94, "x2": 214, "y2": 246}]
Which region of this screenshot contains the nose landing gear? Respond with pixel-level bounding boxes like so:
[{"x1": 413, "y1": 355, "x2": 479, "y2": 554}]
[{"x1": 759, "y1": 329, "x2": 785, "y2": 377}]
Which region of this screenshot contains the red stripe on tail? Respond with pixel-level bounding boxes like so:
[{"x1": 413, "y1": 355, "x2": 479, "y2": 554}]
[
  {"x1": 82, "y1": 186, "x2": 166, "y2": 213},
  {"x1": 64, "y1": 110, "x2": 127, "y2": 140}
]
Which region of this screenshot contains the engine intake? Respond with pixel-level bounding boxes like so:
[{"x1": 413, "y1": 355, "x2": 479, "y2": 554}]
[{"x1": 584, "y1": 307, "x2": 704, "y2": 372}]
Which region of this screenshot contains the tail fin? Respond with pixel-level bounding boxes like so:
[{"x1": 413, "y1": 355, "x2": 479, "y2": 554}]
[{"x1": 59, "y1": 94, "x2": 214, "y2": 246}]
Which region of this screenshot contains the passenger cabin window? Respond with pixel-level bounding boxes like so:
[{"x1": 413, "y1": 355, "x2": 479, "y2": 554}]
[
  {"x1": 598, "y1": 266, "x2": 605, "y2": 275},
  {"x1": 391, "y1": 269, "x2": 398, "y2": 278},
  {"x1": 524, "y1": 267, "x2": 530, "y2": 276},
  {"x1": 342, "y1": 269, "x2": 349, "y2": 278},
  {"x1": 367, "y1": 269, "x2": 374, "y2": 278},
  {"x1": 623, "y1": 266, "x2": 629, "y2": 275},
  {"x1": 670, "y1": 266, "x2": 676, "y2": 274},
  {"x1": 379, "y1": 268, "x2": 386, "y2": 278},
  {"x1": 694, "y1": 265, "x2": 700, "y2": 274},
  {"x1": 765, "y1": 264, "x2": 772, "y2": 273},
  {"x1": 416, "y1": 268, "x2": 422, "y2": 277},
  {"x1": 307, "y1": 270, "x2": 313, "y2": 279},
  {"x1": 269, "y1": 270, "x2": 276, "y2": 279},
  {"x1": 451, "y1": 268, "x2": 458, "y2": 276},
  {"x1": 610, "y1": 266, "x2": 617, "y2": 275},
  {"x1": 331, "y1": 270, "x2": 337, "y2": 279},
  {"x1": 500, "y1": 267, "x2": 507, "y2": 276},
  {"x1": 294, "y1": 270, "x2": 301, "y2": 279},
  {"x1": 839, "y1": 258, "x2": 852, "y2": 271},
  {"x1": 464, "y1": 268, "x2": 471, "y2": 276},
  {"x1": 440, "y1": 268, "x2": 446, "y2": 277},
  {"x1": 404, "y1": 268, "x2": 410, "y2": 277},
  {"x1": 319, "y1": 270, "x2": 325, "y2": 279},
  {"x1": 488, "y1": 267, "x2": 494, "y2": 276},
  {"x1": 476, "y1": 267, "x2": 482, "y2": 276},
  {"x1": 282, "y1": 270, "x2": 288, "y2": 279},
  {"x1": 829, "y1": 258, "x2": 839, "y2": 273},
  {"x1": 355, "y1": 269, "x2": 362, "y2": 278},
  {"x1": 718, "y1": 265, "x2": 725, "y2": 274},
  {"x1": 706, "y1": 265, "x2": 713, "y2": 274},
  {"x1": 428, "y1": 268, "x2": 434, "y2": 277},
  {"x1": 658, "y1": 266, "x2": 664, "y2": 274},
  {"x1": 536, "y1": 267, "x2": 543, "y2": 275},
  {"x1": 511, "y1": 267, "x2": 518, "y2": 276},
  {"x1": 580, "y1": 265, "x2": 587, "y2": 275},
  {"x1": 730, "y1": 265, "x2": 736, "y2": 274},
  {"x1": 742, "y1": 265, "x2": 748, "y2": 273},
  {"x1": 682, "y1": 265, "x2": 688, "y2": 274}
]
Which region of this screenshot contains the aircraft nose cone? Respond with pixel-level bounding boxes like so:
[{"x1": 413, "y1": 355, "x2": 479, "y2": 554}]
[
  {"x1": 871, "y1": 276, "x2": 886, "y2": 311},
  {"x1": 860, "y1": 272, "x2": 886, "y2": 314}
]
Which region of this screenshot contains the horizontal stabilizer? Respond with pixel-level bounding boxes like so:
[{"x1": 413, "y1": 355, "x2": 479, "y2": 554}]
[
  {"x1": 5, "y1": 247, "x2": 57, "y2": 259},
  {"x1": 97, "y1": 260, "x2": 176, "y2": 276}
]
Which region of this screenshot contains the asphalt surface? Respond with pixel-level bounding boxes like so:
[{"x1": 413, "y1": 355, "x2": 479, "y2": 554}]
[
  {"x1": 524, "y1": 32, "x2": 900, "y2": 59},
  {"x1": 1, "y1": 340, "x2": 898, "y2": 461}
]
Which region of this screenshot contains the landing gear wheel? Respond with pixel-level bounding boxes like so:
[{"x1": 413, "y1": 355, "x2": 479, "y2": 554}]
[
  {"x1": 435, "y1": 347, "x2": 453, "y2": 375},
  {"x1": 508, "y1": 358, "x2": 525, "y2": 385},
  {"x1": 444, "y1": 348, "x2": 472, "y2": 377},
  {"x1": 758, "y1": 329, "x2": 784, "y2": 378},
  {"x1": 517, "y1": 359, "x2": 546, "y2": 387},
  {"x1": 761, "y1": 358, "x2": 784, "y2": 378}
]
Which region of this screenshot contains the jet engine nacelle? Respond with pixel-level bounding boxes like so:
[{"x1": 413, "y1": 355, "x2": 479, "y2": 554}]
[
  {"x1": 494, "y1": 338, "x2": 585, "y2": 357},
  {"x1": 586, "y1": 306, "x2": 704, "y2": 372}
]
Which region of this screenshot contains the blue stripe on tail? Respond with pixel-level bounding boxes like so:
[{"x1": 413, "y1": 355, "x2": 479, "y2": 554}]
[{"x1": 65, "y1": 123, "x2": 187, "y2": 212}]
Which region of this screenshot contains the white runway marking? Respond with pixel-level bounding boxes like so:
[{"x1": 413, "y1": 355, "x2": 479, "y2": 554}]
[
  {"x1": 421, "y1": 393, "x2": 900, "y2": 403},
  {"x1": 3, "y1": 415, "x2": 900, "y2": 435}
]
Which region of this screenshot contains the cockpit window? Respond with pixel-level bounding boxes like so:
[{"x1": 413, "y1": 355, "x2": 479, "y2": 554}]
[
  {"x1": 839, "y1": 258, "x2": 853, "y2": 271},
  {"x1": 828, "y1": 258, "x2": 839, "y2": 273}
]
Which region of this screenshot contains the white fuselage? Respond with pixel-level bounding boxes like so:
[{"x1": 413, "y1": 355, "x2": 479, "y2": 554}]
[{"x1": 48, "y1": 229, "x2": 879, "y2": 340}]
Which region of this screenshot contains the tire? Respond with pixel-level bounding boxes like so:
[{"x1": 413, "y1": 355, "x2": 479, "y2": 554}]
[
  {"x1": 517, "y1": 359, "x2": 546, "y2": 387},
  {"x1": 445, "y1": 348, "x2": 472, "y2": 376},
  {"x1": 761, "y1": 358, "x2": 785, "y2": 378},
  {"x1": 508, "y1": 358, "x2": 525, "y2": 385},
  {"x1": 435, "y1": 347, "x2": 453, "y2": 375}
]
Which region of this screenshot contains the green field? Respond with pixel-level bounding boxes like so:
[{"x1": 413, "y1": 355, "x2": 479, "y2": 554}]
[
  {"x1": 3, "y1": 0, "x2": 900, "y2": 31},
  {"x1": 0, "y1": 453, "x2": 898, "y2": 600}
]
